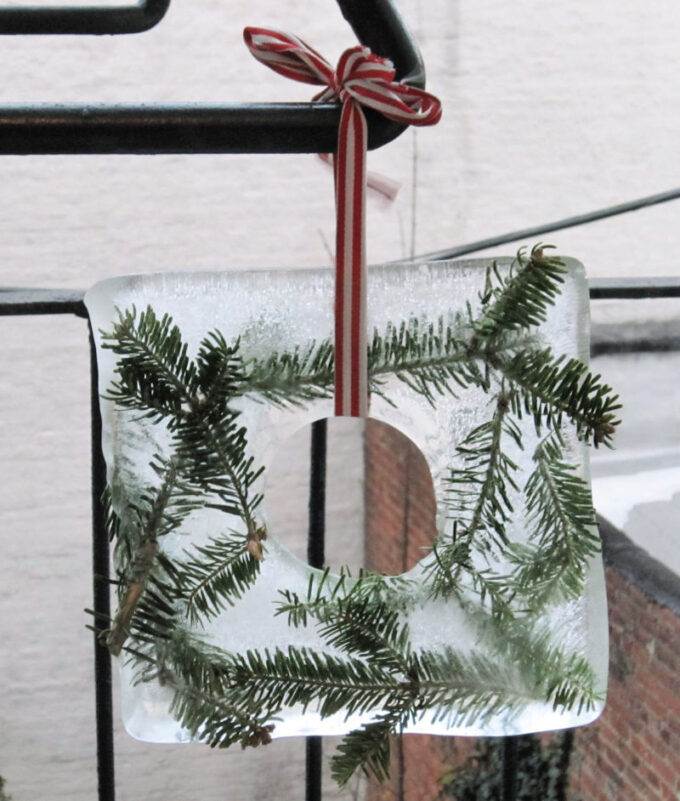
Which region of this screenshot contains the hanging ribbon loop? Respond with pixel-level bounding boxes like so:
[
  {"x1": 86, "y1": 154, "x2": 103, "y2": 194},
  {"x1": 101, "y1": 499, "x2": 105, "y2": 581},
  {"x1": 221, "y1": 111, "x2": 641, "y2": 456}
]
[{"x1": 244, "y1": 26, "x2": 442, "y2": 416}]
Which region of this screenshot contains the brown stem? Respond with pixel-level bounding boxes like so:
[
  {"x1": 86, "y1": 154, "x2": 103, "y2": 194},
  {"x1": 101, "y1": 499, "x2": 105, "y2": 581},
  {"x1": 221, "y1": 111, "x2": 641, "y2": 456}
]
[
  {"x1": 106, "y1": 539, "x2": 158, "y2": 656},
  {"x1": 105, "y1": 459, "x2": 180, "y2": 656}
]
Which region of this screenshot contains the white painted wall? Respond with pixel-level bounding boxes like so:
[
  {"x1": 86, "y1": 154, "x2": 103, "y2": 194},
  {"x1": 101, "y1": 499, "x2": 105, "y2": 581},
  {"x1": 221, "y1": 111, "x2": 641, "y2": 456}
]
[{"x1": 1, "y1": 1, "x2": 680, "y2": 799}]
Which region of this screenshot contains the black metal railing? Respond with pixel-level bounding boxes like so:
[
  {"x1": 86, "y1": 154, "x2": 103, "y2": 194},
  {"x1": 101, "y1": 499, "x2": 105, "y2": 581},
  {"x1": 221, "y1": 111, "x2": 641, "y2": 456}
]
[
  {"x1": 0, "y1": 0, "x2": 171, "y2": 36},
  {"x1": 0, "y1": 0, "x2": 425, "y2": 154}
]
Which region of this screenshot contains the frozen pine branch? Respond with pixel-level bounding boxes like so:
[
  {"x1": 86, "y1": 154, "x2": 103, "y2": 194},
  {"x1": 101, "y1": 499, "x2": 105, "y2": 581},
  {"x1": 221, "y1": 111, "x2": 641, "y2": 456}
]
[
  {"x1": 469, "y1": 611, "x2": 602, "y2": 717},
  {"x1": 129, "y1": 628, "x2": 278, "y2": 750},
  {"x1": 103, "y1": 307, "x2": 262, "y2": 532},
  {"x1": 126, "y1": 601, "x2": 599, "y2": 784},
  {"x1": 174, "y1": 404, "x2": 263, "y2": 534},
  {"x1": 102, "y1": 307, "x2": 267, "y2": 628},
  {"x1": 445, "y1": 392, "x2": 522, "y2": 553},
  {"x1": 368, "y1": 317, "x2": 488, "y2": 405},
  {"x1": 238, "y1": 340, "x2": 335, "y2": 407},
  {"x1": 474, "y1": 244, "x2": 567, "y2": 338},
  {"x1": 331, "y1": 713, "x2": 404, "y2": 786},
  {"x1": 103, "y1": 455, "x2": 199, "y2": 656},
  {"x1": 500, "y1": 348, "x2": 621, "y2": 447},
  {"x1": 426, "y1": 393, "x2": 521, "y2": 605},
  {"x1": 171, "y1": 685, "x2": 276, "y2": 750},
  {"x1": 102, "y1": 306, "x2": 197, "y2": 422},
  {"x1": 317, "y1": 598, "x2": 413, "y2": 675},
  {"x1": 152, "y1": 609, "x2": 599, "y2": 784},
  {"x1": 235, "y1": 317, "x2": 490, "y2": 408},
  {"x1": 507, "y1": 434, "x2": 600, "y2": 610},
  {"x1": 276, "y1": 567, "x2": 416, "y2": 628},
  {"x1": 170, "y1": 531, "x2": 263, "y2": 624},
  {"x1": 128, "y1": 572, "x2": 179, "y2": 647}
]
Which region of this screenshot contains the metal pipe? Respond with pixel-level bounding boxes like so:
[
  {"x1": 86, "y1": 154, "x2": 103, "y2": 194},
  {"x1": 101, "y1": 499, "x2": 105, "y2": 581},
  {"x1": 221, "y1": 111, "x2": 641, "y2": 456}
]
[
  {"x1": 0, "y1": 288, "x2": 87, "y2": 317},
  {"x1": 404, "y1": 187, "x2": 680, "y2": 264},
  {"x1": 0, "y1": 99, "x2": 414, "y2": 155},
  {"x1": 0, "y1": 0, "x2": 170, "y2": 36},
  {"x1": 89, "y1": 324, "x2": 116, "y2": 801},
  {"x1": 306, "y1": 419, "x2": 327, "y2": 801},
  {"x1": 0, "y1": 0, "x2": 424, "y2": 154},
  {"x1": 502, "y1": 737, "x2": 519, "y2": 801},
  {"x1": 338, "y1": 0, "x2": 424, "y2": 86},
  {"x1": 589, "y1": 276, "x2": 680, "y2": 299}
]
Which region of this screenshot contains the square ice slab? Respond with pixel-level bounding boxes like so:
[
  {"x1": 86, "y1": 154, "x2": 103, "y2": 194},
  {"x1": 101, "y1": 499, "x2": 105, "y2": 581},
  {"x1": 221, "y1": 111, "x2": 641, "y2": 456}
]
[{"x1": 85, "y1": 257, "x2": 608, "y2": 744}]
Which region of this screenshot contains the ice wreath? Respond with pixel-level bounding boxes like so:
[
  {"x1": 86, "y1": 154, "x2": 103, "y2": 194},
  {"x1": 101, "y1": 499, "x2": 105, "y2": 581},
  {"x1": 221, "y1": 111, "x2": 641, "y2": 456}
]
[{"x1": 86, "y1": 249, "x2": 618, "y2": 787}]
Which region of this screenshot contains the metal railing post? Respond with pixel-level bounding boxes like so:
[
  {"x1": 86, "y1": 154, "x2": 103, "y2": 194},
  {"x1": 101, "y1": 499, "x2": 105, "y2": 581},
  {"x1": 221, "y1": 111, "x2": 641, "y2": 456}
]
[{"x1": 89, "y1": 325, "x2": 116, "y2": 801}]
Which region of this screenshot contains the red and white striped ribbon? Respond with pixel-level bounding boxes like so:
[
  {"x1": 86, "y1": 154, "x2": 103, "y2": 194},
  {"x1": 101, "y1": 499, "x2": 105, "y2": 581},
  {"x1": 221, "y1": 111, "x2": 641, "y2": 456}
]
[{"x1": 244, "y1": 27, "x2": 442, "y2": 416}]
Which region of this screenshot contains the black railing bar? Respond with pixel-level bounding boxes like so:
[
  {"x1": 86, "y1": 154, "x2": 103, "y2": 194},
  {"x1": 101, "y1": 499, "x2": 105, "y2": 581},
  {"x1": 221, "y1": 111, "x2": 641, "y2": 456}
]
[
  {"x1": 2, "y1": 278, "x2": 680, "y2": 319},
  {"x1": 0, "y1": 288, "x2": 88, "y2": 317},
  {"x1": 394, "y1": 187, "x2": 680, "y2": 264},
  {"x1": 89, "y1": 325, "x2": 116, "y2": 801},
  {"x1": 591, "y1": 336, "x2": 680, "y2": 357},
  {"x1": 502, "y1": 736, "x2": 519, "y2": 801},
  {"x1": 306, "y1": 420, "x2": 327, "y2": 801},
  {"x1": 308, "y1": 420, "x2": 327, "y2": 570},
  {"x1": 0, "y1": 102, "x2": 409, "y2": 154},
  {"x1": 0, "y1": 0, "x2": 170, "y2": 36},
  {"x1": 589, "y1": 276, "x2": 680, "y2": 299}
]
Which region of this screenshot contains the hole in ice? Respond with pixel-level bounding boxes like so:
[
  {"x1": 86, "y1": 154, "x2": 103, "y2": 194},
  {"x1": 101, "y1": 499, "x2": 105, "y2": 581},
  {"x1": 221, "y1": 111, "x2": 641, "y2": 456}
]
[{"x1": 264, "y1": 416, "x2": 437, "y2": 576}]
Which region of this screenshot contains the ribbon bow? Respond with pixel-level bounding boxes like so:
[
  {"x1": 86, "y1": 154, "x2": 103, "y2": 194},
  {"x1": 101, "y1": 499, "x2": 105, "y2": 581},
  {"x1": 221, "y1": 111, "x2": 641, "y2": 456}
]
[{"x1": 244, "y1": 27, "x2": 442, "y2": 416}]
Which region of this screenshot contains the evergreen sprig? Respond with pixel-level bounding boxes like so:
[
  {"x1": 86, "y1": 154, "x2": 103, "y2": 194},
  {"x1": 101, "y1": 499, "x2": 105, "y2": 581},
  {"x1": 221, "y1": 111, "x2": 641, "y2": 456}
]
[
  {"x1": 223, "y1": 624, "x2": 593, "y2": 783},
  {"x1": 172, "y1": 685, "x2": 277, "y2": 749},
  {"x1": 161, "y1": 627, "x2": 234, "y2": 694},
  {"x1": 236, "y1": 316, "x2": 492, "y2": 409},
  {"x1": 171, "y1": 685, "x2": 276, "y2": 749},
  {"x1": 103, "y1": 306, "x2": 197, "y2": 421},
  {"x1": 238, "y1": 340, "x2": 335, "y2": 407},
  {"x1": 318, "y1": 598, "x2": 412, "y2": 674},
  {"x1": 128, "y1": 571, "x2": 179, "y2": 646},
  {"x1": 169, "y1": 531, "x2": 262, "y2": 624},
  {"x1": 103, "y1": 307, "x2": 262, "y2": 533},
  {"x1": 131, "y1": 628, "x2": 278, "y2": 749},
  {"x1": 368, "y1": 317, "x2": 488, "y2": 405},
  {"x1": 103, "y1": 454, "x2": 200, "y2": 655},
  {"x1": 331, "y1": 713, "x2": 404, "y2": 786},
  {"x1": 276, "y1": 567, "x2": 415, "y2": 628},
  {"x1": 427, "y1": 393, "x2": 521, "y2": 609},
  {"x1": 507, "y1": 434, "x2": 600, "y2": 611},
  {"x1": 120, "y1": 598, "x2": 598, "y2": 786},
  {"x1": 98, "y1": 310, "x2": 269, "y2": 684},
  {"x1": 175, "y1": 405, "x2": 263, "y2": 534},
  {"x1": 472, "y1": 611, "x2": 601, "y2": 717},
  {"x1": 501, "y1": 348, "x2": 621, "y2": 447},
  {"x1": 445, "y1": 393, "x2": 522, "y2": 553},
  {"x1": 475, "y1": 245, "x2": 567, "y2": 338}
]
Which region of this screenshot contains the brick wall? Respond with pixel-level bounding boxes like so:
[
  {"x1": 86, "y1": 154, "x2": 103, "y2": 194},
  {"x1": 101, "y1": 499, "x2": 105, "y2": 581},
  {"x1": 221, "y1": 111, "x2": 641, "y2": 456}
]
[
  {"x1": 364, "y1": 420, "x2": 437, "y2": 576},
  {"x1": 363, "y1": 423, "x2": 680, "y2": 801},
  {"x1": 569, "y1": 531, "x2": 680, "y2": 801}
]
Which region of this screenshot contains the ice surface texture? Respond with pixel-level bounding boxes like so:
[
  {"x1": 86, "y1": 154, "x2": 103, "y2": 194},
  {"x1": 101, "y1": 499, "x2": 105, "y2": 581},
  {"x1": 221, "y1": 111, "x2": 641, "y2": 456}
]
[{"x1": 85, "y1": 258, "x2": 608, "y2": 742}]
